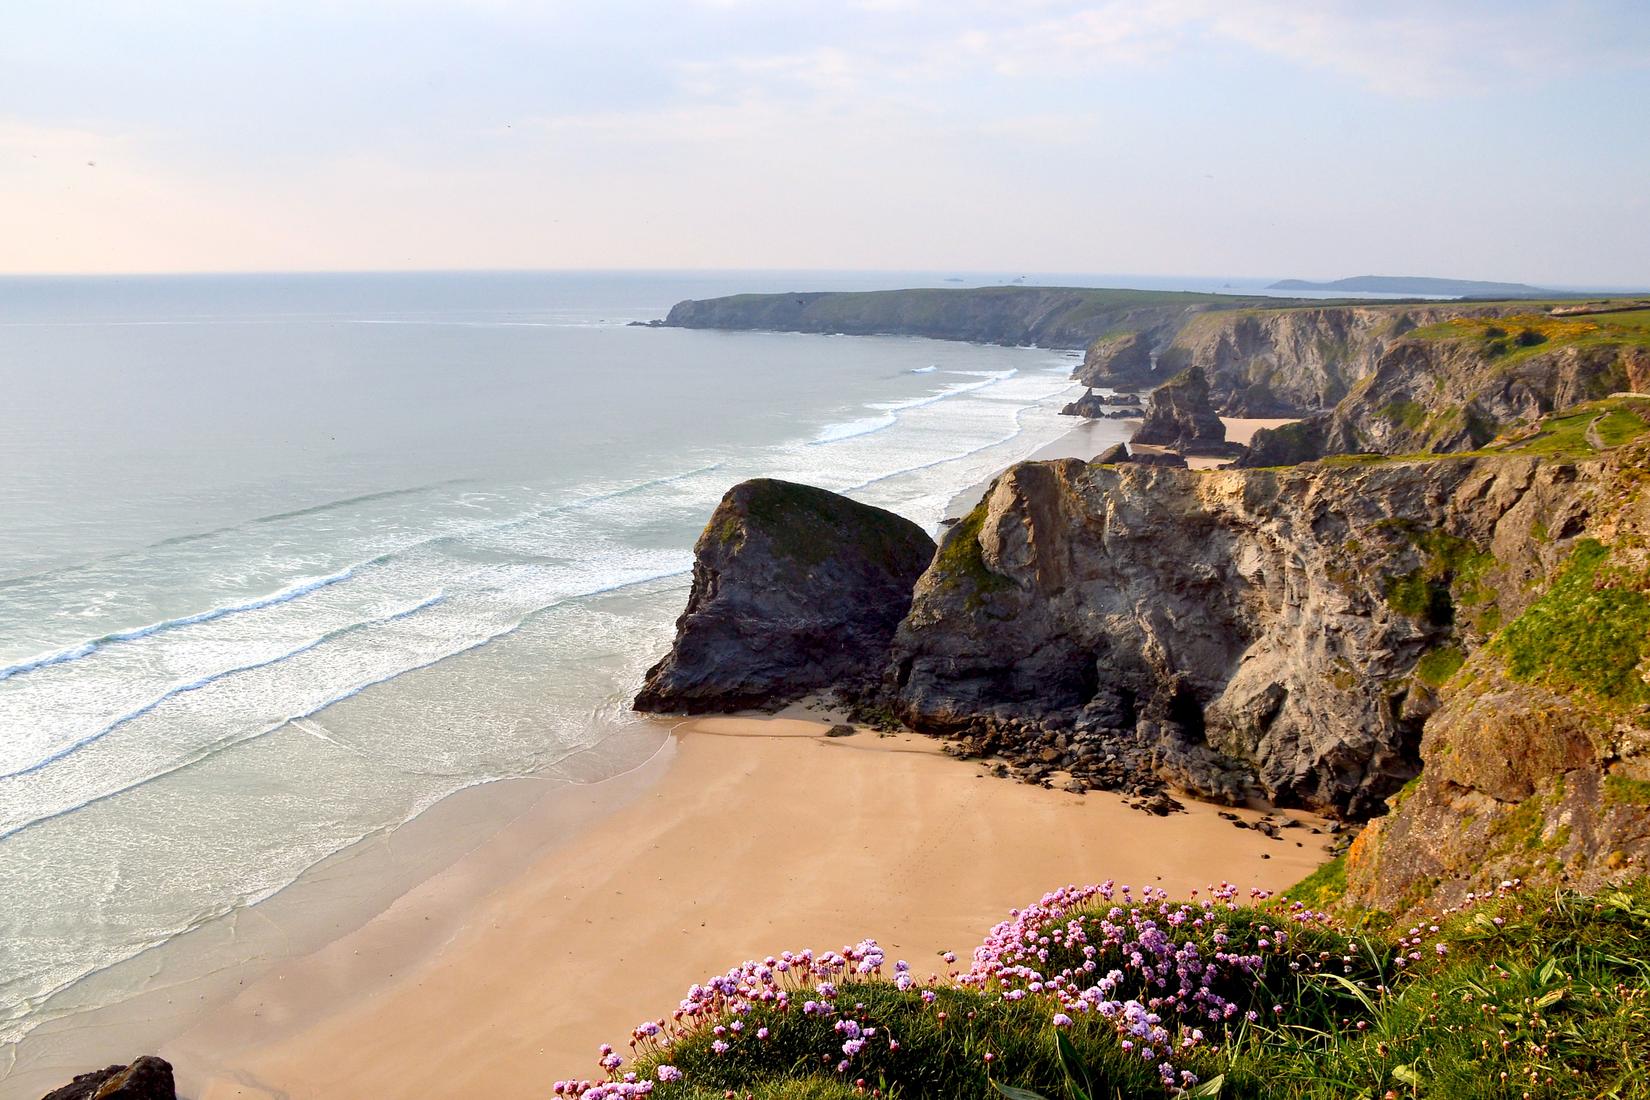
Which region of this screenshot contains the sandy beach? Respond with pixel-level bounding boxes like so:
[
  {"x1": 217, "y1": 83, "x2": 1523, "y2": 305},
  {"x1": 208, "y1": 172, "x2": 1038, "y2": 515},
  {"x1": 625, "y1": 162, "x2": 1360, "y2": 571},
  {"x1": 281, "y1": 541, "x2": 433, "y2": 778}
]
[
  {"x1": 1132, "y1": 417, "x2": 1300, "y2": 470},
  {"x1": 159, "y1": 713, "x2": 1330, "y2": 1100}
]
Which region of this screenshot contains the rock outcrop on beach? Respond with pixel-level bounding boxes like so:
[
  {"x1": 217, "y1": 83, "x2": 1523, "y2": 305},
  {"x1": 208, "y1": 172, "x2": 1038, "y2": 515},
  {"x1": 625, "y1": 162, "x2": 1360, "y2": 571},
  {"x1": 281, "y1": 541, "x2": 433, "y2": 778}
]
[
  {"x1": 889, "y1": 449, "x2": 1603, "y2": 818},
  {"x1": 1061, "y1": 389, "x2": 1142, "y2": 418},
  {"x1": 1059, "y1": 390, "x2": 1111, "y2": 418},
  {"x1": 1344, "y1": 437, "x2": 1650, "y2": 912},
  {"x1": 634, "y1": 479, "x2": 936, "y2": 714},
  {"x1": 40, "y1": 1057, "x2": 175, "y2": 1100},
  {"x1": 660, "y1": 286, "x2": 1308, "y2": 350},
  {"x1": 1130, "y1": 367, "x2": 1233, "y2": 456}
]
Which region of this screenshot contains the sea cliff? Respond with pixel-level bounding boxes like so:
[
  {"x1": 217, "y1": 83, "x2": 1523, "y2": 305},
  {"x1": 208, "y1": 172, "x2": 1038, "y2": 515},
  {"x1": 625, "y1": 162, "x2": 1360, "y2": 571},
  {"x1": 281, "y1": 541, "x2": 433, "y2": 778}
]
[{"x1": 661, "y1": 286, "x2": 1310, "y2": 349}]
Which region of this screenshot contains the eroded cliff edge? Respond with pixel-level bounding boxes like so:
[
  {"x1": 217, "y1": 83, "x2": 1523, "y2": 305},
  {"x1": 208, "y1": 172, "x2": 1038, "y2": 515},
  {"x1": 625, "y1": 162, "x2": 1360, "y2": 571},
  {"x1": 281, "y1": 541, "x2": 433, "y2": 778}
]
[
  {"x1": 1345, "y1": 436, "x2": 1650, "y2": 912},
  {"x1": 890, "y1": 449, "x2": 1602, "y2": 819}
]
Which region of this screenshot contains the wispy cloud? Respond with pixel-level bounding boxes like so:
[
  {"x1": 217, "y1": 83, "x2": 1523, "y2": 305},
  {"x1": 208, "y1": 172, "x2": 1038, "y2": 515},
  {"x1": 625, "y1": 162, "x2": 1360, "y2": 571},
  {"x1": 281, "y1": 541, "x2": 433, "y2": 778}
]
[{"x1": 1, "y1": 2, "x2": 1646, "y2": 278}]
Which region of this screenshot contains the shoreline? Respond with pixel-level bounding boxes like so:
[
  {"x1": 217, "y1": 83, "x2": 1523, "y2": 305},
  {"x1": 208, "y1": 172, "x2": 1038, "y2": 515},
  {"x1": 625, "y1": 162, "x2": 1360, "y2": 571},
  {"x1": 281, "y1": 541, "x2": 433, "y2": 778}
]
[
  {"x1": 160, "y1": 712, "x2": 1330, "y2": 1100},
  {"x1": 0, "y1": 718, "x2": 675, "y2": 1100}
]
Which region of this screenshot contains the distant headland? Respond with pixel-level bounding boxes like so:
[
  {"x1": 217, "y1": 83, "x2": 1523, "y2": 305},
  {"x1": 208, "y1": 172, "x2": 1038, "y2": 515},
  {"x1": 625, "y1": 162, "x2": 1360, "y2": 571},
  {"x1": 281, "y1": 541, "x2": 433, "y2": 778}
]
[{"x1": 1266, "y1": 274, "x2": 1562, "y2": 297}]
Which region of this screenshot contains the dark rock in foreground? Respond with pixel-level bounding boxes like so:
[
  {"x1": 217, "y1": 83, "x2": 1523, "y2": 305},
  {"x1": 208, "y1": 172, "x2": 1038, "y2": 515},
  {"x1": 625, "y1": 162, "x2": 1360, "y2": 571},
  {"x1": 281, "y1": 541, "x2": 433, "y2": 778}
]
[
  {"x1": 1093, "y1": 443, "x2": 1129, "y2": 464},
  {"x1": 1092, "y1": 444, "x2": 1186, "y2": 468},
  {"x1": 635, "y1": 479, "x2": 936, "y2": 714},
  {"x1": 42, "y1": 1057, "x2": 175, "y2": 1100}
]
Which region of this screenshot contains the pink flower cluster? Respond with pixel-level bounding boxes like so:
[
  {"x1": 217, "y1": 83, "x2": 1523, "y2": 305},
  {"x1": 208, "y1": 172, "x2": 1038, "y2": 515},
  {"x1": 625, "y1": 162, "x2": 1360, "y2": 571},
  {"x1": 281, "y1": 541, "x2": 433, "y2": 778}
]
[
  {"x1": 959, "y1": 881, "x2": 1347, "y2": 1086},
  {"x1": 560, "y1": 878, "x2": 1535, "y2": 1098},
  {"x1": 555, "y1": 939, "x2": 919, "y2": 1097}
]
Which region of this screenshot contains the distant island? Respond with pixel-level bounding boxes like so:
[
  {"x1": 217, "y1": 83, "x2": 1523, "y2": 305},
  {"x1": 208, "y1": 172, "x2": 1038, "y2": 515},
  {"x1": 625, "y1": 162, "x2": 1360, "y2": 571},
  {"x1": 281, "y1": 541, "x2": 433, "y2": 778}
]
[{"x1": 1267, "y1": 274, "x2": 1560, "y2": 297}]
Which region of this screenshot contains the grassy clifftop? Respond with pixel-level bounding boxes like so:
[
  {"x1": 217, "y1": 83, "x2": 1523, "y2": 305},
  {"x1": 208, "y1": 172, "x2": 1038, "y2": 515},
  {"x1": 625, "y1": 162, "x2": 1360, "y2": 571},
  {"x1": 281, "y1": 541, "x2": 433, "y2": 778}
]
[{"x1": 662, "y1": 286, "x2": 1323, "y2": 349}]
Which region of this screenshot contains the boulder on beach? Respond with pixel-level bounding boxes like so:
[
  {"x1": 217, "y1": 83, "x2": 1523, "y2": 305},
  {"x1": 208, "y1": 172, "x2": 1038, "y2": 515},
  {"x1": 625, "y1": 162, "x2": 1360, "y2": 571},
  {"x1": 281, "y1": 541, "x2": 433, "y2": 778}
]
[
  {"x1": 634, "y1": 479, "x2": 937, "y2": 713},
  {"x1": 41, "y1": 1057, "x2": 175, "y2": 1100}
]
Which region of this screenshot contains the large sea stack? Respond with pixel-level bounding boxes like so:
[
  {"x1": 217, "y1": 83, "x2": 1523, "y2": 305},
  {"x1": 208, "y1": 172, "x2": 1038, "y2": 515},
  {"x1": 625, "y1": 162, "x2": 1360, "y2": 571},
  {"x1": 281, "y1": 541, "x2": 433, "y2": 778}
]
[
  {"x1": 1131, "y1": 366, "x2": 1232, "y2": 455},
  {"x1": 634, "y1": 479, "x2": 936, "y2": 713}
]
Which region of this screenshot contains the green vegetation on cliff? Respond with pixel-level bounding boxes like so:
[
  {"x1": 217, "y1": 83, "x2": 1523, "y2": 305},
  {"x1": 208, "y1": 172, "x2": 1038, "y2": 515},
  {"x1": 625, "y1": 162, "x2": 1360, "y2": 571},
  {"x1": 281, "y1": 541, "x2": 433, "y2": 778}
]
[
  {"x1": 929, "y1": 502, "x2": 1012, "y2": 609},
  {"x1": 1382, "y1": 526, "x2": 1497, "y2": 631},
  {"x1": 710, "y1": 478, "x2": 934, "y2": 572},
  {"x1": 1494, "y1": 538, "x2": 1650, "y2": 709},
  {"x1": 1411, "y1": 311, "x2": 1650, "y2": 367},
  {"x1": 595, "y1": 883, "x2": 1650, "y2": 1100}
]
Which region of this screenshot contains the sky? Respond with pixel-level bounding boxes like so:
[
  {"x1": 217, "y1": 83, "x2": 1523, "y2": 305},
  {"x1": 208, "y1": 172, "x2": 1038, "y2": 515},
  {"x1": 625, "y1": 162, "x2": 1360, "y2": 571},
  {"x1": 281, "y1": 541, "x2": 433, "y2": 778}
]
[{"x1": 2, "y1": 0, "x2": 1647, "y2": 284}]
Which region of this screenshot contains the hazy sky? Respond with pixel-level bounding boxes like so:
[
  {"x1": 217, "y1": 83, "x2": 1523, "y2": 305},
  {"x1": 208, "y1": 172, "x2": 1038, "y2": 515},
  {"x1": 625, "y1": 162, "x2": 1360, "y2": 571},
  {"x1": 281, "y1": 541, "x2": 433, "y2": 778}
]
[{"x1": 3, "y1": 1, "x2": 1647, "y2": 283}]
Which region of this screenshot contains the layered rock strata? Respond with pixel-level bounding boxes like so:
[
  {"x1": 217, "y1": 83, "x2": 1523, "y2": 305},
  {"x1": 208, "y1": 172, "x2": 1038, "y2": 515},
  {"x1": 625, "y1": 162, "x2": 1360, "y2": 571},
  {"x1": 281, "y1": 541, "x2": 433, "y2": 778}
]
[{"x1": 891, "y1": 453, "x2": 1595, "y2": 817}]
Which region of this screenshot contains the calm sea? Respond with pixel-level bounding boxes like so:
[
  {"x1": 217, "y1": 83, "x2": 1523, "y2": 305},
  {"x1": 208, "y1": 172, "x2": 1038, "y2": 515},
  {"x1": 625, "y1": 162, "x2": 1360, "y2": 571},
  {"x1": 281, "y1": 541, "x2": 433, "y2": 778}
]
[{"x1": 0, "y1": 270, "x2": 1137, "y2": 1068}]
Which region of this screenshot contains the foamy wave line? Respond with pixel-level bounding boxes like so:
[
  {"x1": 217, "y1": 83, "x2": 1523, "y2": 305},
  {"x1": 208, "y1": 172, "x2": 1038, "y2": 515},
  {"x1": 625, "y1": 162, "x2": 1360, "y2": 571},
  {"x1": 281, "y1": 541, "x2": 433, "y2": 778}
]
[
  {"x1": 809, "y1": 370, "x2": 1017, "y2": 445},
  {"x1": 0, "y1": 463, "x2": 721, "y2": 678},
  {"x1": 0, "y1": 592, "x2": 447, "y2": 782},
  {"x1": 151, "y1": 480, "x2": 475, "y2": 550},
  {"x1": 0, "y1": 566, "x2": 373, "y2": 684},
  {"x1": 842, "y1": 378, "x2": 1083, "y2": 499},
  {"x1": 0, "y1": 567, "x2": 690, "y2": 844}
]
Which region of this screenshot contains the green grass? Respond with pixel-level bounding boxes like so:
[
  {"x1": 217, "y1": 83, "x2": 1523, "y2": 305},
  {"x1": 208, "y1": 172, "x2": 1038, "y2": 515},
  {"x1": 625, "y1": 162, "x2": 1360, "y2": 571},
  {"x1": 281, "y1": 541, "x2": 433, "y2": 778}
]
[
  {"x1": 1604, "y1": 774, "x2": 1650, "y2": 806},
  {"x1": 1285, "y1": 853, "x2": 1350, "y2": 910},
  {"x1": 1383, "y1": 528, "x2": 1496, "y2": 628},
  {"x1": 1380, "y1": 398, "x2": 1428, "y2": 431},
  {"x1": 1416, "y1": 645, "x2": 1467, "y2": 687},
  {"x1": 1494, "y1": 539, "x2": 1650, "y2": 709},
  {"x1": 1598, "y1": 308, "x2": 1650, "y2": 331},
  {"x1": 931, "y1": 501, "x2": 1013, "y2": 608},
  {"x1": 622, "y1": 885, "x2": 1650, "y2": 1100},
  {"x1": 1410, "y1": 312, "x2": 1650, "y2": 367},
  {"x1": 1499, "y1": 398, "x2": 1650, "y2": 458}
]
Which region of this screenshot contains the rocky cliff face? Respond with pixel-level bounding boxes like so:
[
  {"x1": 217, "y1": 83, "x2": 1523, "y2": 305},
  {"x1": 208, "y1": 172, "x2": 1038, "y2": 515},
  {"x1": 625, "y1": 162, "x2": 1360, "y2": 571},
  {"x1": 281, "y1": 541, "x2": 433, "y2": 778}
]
[
  {"x1": 1073, "y1": 332, "x2": 1157, "y2": 388},
  {"x1": 890, "y1": 452, "x2": 1597, "y2": 817},
  {"x1": 1237, "y1": 317, "x2": 1650, "y2": 465},
  {"x1": 634, "y1": 480, "x2": 935, "y2": 714},
  {"x1": 1163, "y1": 305, "x2": 1495, "y2": 416},
  {"x1": 1290, "y1": 342, "x2": 1642, "y2": 461},
  {"x1": 662, "y1": 287, "x2": 1304, "y2": 350},
  {"x1": 1345, "y1": 440, "x2": 1650, "y2": 912}
]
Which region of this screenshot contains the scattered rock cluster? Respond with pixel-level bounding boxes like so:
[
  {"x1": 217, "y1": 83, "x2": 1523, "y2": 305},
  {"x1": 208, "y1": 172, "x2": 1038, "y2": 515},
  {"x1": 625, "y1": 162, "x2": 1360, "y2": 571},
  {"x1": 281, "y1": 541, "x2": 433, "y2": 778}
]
[
  {"x1": 936, "y1": 710, "x2": 1187, "y2": 814},
  {"x1": 1060, "y1": 390, "x2": 1145, "y2": 418}
]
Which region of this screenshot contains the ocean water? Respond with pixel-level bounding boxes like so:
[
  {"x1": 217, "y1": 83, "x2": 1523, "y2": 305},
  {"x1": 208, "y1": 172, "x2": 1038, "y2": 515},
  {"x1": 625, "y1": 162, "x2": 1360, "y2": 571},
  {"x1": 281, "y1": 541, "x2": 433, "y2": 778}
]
[{"x1": 0, "y1": 271, "x2": 1109, "y2": 1064}]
